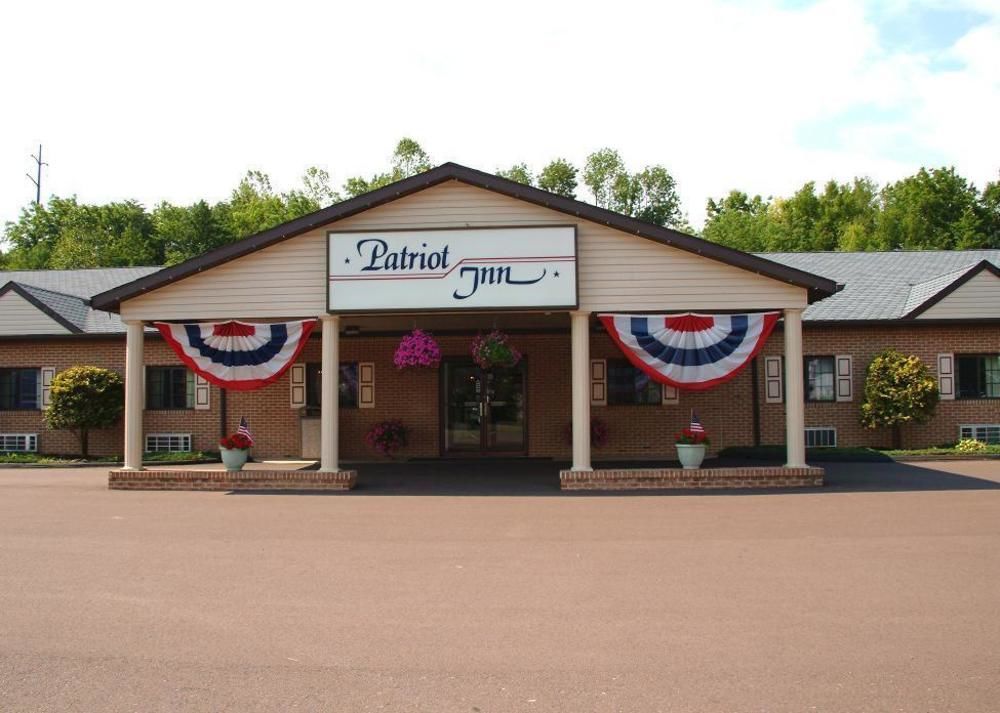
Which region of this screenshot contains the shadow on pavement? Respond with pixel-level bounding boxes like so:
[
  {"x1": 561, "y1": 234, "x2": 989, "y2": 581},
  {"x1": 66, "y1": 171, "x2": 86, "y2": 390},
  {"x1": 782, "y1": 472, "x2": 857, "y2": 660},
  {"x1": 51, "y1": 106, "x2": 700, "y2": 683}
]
[{"x1": 230, "y1": 458, "x2": 1000, "y2": 496}]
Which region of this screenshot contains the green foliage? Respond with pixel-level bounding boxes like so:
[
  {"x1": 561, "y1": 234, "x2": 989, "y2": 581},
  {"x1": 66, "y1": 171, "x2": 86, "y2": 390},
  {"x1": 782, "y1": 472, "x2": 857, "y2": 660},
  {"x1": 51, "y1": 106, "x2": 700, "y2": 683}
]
[
  {"x1": 701, "y1": 167, "x2": 1000, "y2": 252},
  {"x1": 860, "y1": 350, "x2": 939, "y2": 444},
  {"x1": 537, "y1": 158, "x2": 578, "y2": 198},
  {"x1": 702, "y1": 191, "x2": 774, "y2": 251},
  {"x1": 342, "y1": 137, "x2": 432, "y2": 198},
  {"x1": 3, "y1": 139, "x2": 996, "y2": 270},
  {"x1": 497, "y1": 163, "x2": 533, "y2": 186},
  {"x1": 155, "y1": 200, "x2": 234, "y2": 265},
  {"x1": 44, "y1": 366, "x2": 125, "y2": 458},
  {"x1": 955, "y1": 438, "x2": 987, "y2": 453},
  {"x1": 874, "y1": 167, "x2": 995, "y2": 250},
  {"x1": 582, "y1": 148, "x2": 686, "y2": 229}
]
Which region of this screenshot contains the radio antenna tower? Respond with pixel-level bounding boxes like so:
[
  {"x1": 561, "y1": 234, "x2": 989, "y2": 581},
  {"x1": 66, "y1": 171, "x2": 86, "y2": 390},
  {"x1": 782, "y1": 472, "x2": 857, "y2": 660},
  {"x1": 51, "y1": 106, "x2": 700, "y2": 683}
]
[{"x1": 26, "y1": 144, "x2": 47, "y2": 205}]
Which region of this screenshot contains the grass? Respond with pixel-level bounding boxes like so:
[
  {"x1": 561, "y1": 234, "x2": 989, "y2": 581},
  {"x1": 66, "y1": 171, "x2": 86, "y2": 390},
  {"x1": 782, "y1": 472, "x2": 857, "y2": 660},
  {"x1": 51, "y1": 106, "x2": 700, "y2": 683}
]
[
  {"x1": 884, "y1": 445, "x2": 1000, "y2": 457},
  {"x1": 719, "y1": 444, "x2": 1000, "y2": 461},
  {"x1": 0, "y1": 450, "x2": 220, "y2": 465}
]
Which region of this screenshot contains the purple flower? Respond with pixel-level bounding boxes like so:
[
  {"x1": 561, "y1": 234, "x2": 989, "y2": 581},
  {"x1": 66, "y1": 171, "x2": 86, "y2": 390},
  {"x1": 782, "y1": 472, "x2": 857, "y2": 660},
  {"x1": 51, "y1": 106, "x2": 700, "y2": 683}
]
[{"x1": 394, "y1": 330, "x2": 442, "y2": 369}]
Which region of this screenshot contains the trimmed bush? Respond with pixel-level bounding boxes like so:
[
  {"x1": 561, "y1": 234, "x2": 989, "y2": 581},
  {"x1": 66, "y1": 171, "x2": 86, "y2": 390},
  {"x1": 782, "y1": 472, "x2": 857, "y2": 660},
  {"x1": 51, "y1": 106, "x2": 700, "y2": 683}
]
[{"x1": 44, "y1": 366, "x2": 124, "y2": 458}]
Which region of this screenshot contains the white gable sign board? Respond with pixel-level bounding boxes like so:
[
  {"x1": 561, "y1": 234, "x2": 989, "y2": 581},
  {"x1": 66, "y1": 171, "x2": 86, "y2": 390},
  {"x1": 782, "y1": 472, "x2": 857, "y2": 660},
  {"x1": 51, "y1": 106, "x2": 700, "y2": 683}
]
[{"x1": 328, "y1": 226, "x2": 577, "y2": 312}]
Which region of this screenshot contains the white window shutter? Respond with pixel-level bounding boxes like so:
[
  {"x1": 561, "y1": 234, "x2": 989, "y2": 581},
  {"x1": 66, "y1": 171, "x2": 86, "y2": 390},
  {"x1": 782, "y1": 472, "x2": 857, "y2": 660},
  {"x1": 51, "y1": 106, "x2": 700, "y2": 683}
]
[
  {"x1": 661, "y1": 383, "x2": 679, "y2": 405},
  {"x1": 590, "y1": 359, "x2": 607, "y2": 406},
  {"x1": 937, "y1": 353, "x2": 955, "y2": 400},
  {"x1": 289, "y1": 364, "x2": 306, "y2": 408},
  {"x1": 358, "y1": 362, "x2": 375, "y2": 408},
  {"x1": 764, "y1": 356, "x2": 784, "y2": 404},
  {"x1": 835, "y1": 355, "x2": 853, "y2": 402},
  {"x1": 193, "y1": 373, "x2": 210, "y2": 410},
  {"x1": 40, "y1": 367, "x2": 55, "y2": 409}
]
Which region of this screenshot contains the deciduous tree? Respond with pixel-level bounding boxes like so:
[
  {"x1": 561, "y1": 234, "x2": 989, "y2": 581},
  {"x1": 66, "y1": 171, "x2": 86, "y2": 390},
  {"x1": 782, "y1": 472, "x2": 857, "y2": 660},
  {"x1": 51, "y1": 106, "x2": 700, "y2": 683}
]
[
  {"x1": 44, "y1": 366, "x2": 125, "y2": 458},
  {"x1": 860, "y1": 349, "x2": 939, "y2": 448},
  {"x1": 537, "y1": 158, "x2": 578, "y2": 198}
]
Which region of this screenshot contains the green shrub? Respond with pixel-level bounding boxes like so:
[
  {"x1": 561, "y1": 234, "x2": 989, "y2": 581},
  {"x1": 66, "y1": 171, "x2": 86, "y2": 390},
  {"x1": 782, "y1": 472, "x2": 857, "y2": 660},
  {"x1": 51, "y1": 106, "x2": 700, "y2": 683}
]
[
  {"x1": 860, "y1": 349, "x2": 939, "y2": 448},
  {"x1": 44, "y1": 366, "x2": 124, "y2": 458},
  {"x1": 955, "y1": 438, "x2": 987, "y2": 453}
]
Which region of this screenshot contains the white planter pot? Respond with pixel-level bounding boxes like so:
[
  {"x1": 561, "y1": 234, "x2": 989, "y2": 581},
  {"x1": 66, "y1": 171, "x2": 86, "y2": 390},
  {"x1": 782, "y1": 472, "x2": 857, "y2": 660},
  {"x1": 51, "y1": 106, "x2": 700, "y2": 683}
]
[
  {"x1": 675, "y1": 443, "x2": 706, "y2": 470},
  {"x1": 220, "y1": 447, "x2": 249, "y2": 472}
]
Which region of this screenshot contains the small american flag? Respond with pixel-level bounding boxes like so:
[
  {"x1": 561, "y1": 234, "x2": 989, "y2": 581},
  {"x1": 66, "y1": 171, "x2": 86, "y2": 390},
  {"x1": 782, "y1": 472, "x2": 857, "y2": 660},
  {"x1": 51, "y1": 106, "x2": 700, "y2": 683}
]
[
  {"x1": 237, "y1": 416, "x2": 254, "y2": 445},
  {"x1": 689, "y1": 410, "x2": 705, "y2": 434}
]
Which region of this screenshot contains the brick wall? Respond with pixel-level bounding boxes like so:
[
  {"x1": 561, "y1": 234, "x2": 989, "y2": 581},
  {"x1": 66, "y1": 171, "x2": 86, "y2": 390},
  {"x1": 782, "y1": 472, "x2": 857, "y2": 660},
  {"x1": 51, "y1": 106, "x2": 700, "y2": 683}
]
[
  {"x1": 0, "y1": 337, "x2": 220, "y2": 457},
  {"x1": 758, "y1": 323, "x2": 1000, "y2": 449},
  {"x1": 1, "y1": 321, "x2": 997, "y2": 458}
]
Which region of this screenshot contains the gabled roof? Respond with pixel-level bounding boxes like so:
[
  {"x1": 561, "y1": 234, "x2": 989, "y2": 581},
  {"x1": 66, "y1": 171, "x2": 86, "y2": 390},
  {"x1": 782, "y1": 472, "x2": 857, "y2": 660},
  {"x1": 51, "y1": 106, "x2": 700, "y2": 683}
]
[
  {"x1": 17, "y1": 283, "x2": 90, "y2": 331},
  {"x1": 91, "y1": 162, "x2": 838, "y2": 312},
  {"x1": 0, "y1": 267, "x2": 161, "y2": 335},
  {"x1": 0, "y1": 281, "x2": 84, "y2": 333},
  {"x1": 759, "y1": 250, "x2": 1000, "y2": 321},
  {"x1": 903, "y1": 259, "x2": 1000, "y2": 319}
]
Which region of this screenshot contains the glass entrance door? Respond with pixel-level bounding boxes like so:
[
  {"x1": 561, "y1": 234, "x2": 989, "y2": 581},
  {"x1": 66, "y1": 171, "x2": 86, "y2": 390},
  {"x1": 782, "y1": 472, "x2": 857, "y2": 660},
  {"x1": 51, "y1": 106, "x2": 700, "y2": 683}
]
[{"x1": 442, "y1": 360, "x2": 526, "y2": 454}]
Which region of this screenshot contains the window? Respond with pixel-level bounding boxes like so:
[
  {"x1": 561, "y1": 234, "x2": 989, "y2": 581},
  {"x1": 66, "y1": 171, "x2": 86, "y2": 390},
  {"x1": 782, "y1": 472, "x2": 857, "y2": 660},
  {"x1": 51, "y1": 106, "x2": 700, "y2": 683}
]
[
  {"x1": 145, "y1": 433, "x2": 193, "y2": 452},
  {"x1": 805, "y1": 427, "x2": 837, "y2": 448},
  {"x1": 0, "y1": 433, "x2": 38, "y2": 452},
  {"x1": 956, "y1": 355, "x2": 1000, "y2": 399},
  {"x1": 805, "y1": 356, "x2": 835, "y2": 402},
  {"x1": 305, "y1": 362, "x2": 359, "y2": 413},
  {"x1": 146, "y1": 367, "x2": 194, "y2": 410},
  {"x1": 0, "y1": 368, "x2": 39, "y2": 410},
  {"x1": 607, "y1": 361, "x2": 662, "y2": 405},
  {"x1": 959, "y1": 424, "x2": 1000, "y2": 445}
]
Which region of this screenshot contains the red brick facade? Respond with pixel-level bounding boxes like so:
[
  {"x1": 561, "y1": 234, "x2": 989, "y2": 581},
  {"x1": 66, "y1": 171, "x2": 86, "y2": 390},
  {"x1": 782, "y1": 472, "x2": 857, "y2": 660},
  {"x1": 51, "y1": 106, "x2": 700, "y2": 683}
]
[{"x1": 1, "y1": 322, "x2": 997, "y2": 459}]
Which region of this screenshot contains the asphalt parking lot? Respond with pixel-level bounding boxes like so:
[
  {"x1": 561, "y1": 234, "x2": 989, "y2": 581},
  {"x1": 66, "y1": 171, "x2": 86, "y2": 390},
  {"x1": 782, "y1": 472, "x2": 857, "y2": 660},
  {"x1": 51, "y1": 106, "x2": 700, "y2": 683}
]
[{"x1": 1, "y1": 460, "x2": 999, "y2": 712}]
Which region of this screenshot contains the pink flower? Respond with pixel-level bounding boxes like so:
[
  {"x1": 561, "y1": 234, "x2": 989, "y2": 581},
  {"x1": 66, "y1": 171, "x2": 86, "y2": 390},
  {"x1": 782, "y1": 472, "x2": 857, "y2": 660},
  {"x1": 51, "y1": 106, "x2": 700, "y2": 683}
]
[{"x1": 394, "y1": 330, "x2": 442, "y2": 369}]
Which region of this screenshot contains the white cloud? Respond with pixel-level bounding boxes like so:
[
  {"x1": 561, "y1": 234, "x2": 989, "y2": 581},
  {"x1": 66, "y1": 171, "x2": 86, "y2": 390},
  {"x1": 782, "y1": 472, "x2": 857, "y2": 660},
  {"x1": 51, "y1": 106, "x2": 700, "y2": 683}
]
[{"x1": 0, "y1": 0, "x2": 997, "y2": 233}]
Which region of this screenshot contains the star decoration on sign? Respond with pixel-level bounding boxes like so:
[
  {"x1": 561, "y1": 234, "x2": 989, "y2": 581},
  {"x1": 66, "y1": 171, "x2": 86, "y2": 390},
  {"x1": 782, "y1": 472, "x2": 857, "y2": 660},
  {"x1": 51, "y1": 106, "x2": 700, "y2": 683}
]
[
  {"x1": 345, "y1": 257, "x2": 351, "y2": 264},
  {"x1": 553, "y1": 270, "x2": 560, "y2": 277}
]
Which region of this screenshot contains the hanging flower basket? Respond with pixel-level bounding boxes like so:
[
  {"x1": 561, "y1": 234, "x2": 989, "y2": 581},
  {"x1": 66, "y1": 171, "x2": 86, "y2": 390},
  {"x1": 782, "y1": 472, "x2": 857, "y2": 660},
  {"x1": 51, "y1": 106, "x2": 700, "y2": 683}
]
[
  {"x1": 471, "y1": 330, "x2": 522, "y2": 370},
  {"x1": 394, "y1": 329, "x2": 442, "y2": 370},
  {"x1": 365, "y1": 419, "x2": 410, "y2": 458}
]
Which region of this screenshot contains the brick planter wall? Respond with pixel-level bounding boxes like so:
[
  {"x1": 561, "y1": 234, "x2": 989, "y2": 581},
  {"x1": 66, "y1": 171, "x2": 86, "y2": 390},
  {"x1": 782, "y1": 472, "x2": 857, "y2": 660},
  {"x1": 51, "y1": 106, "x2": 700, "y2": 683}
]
[
  {"x1": 560, "y1": 466, "x2": 824, "y2": 491},
  {"x1": 108, "y1": 469, "x2": 357, "y2": 491}
]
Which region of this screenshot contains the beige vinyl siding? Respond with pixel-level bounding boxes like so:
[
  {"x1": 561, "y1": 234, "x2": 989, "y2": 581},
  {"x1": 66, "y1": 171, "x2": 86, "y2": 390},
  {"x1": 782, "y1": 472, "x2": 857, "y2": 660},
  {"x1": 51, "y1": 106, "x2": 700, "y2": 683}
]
[
  {"x1": 120, "y1": 180, "x2": 806, "y2": 320},
  {"x1": 0, "y1": 291, "x2": 72, "y2": 335},
  {"x1": 917, "y1": 270, "x2": 1000, "y2": 320}
]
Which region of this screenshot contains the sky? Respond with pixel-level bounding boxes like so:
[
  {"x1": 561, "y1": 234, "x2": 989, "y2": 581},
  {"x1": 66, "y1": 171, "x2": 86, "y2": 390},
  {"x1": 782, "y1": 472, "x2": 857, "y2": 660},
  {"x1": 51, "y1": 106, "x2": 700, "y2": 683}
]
[{"x1": 1, "y1": 0, "x2": 998, "y2": 232}]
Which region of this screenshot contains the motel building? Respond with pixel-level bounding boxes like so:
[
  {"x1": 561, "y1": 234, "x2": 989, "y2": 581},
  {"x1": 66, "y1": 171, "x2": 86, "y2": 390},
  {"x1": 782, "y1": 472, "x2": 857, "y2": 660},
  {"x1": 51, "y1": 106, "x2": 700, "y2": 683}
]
[{"x1": 1, "y1": 163, "x2": 999, "y2": 490}]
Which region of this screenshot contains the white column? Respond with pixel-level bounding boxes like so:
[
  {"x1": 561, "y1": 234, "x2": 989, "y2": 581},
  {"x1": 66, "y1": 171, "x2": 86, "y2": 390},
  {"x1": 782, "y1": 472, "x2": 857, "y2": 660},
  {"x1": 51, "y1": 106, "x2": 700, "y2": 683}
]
[
  {"x1": 570, "y1": 310, "x2": 592, "y2": 471},
  {"x1": 122, "y1": 320, "x2": 145, "y2": 471},
  {"x1": 783, "y1": 308, "x2": 806, "y2": 468},
  {"x1": 320, "y1": 314, "x2": 340, "y2": 472}
]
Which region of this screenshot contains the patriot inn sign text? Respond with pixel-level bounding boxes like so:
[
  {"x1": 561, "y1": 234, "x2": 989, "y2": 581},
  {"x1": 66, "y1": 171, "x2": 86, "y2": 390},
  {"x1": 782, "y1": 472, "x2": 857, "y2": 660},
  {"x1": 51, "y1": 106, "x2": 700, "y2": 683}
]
[{"x1": 327, "y1": 226, "x2": 578, "y2": 311}]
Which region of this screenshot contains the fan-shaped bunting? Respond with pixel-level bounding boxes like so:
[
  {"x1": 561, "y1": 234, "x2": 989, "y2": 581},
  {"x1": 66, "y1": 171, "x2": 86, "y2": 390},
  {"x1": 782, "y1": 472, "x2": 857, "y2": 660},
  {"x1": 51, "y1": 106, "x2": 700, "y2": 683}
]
[
  {"x1": 154, "y1": 319, "x2": 318, "y2": 390},
  {"x1": 598, "y1": 312, "x2": 780, "y2": 391}
]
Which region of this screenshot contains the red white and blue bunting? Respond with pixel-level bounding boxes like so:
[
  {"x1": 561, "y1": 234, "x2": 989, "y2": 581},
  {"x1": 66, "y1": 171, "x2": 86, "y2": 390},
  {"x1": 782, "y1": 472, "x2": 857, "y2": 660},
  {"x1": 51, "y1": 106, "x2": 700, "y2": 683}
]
[
  {"x1": 598, "y1": 312, "x2": 780, "y2": 391},
  {"x1": 154, "y1": 320, "x2": 318, "y2": 391}
]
